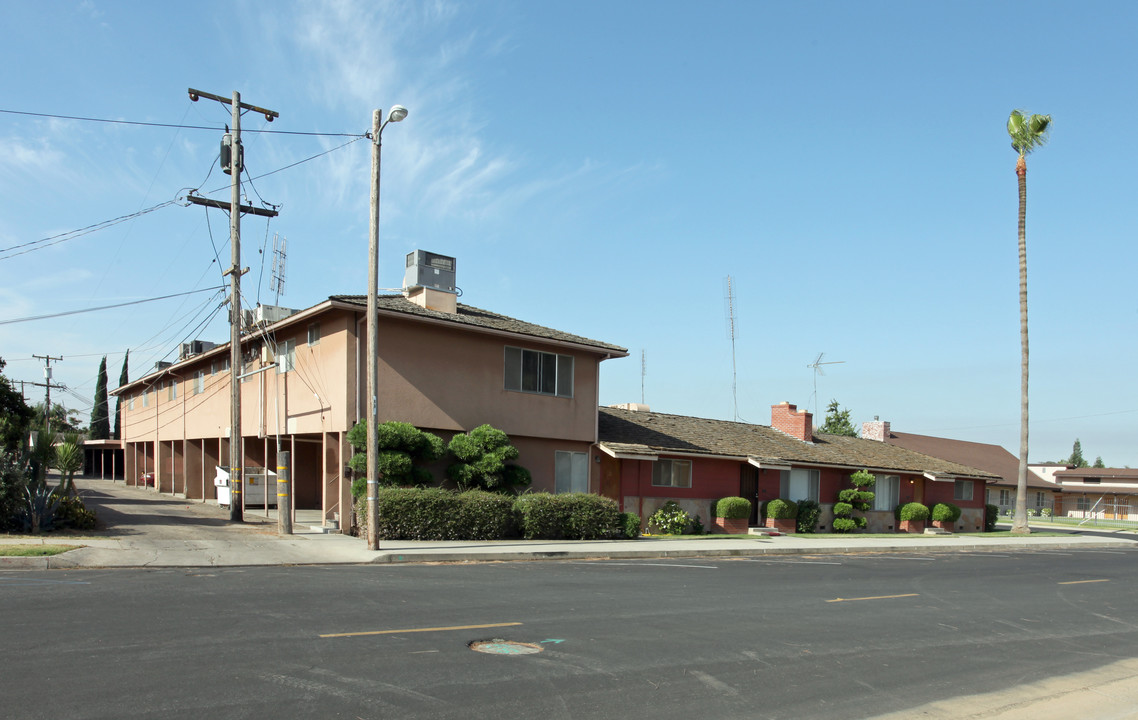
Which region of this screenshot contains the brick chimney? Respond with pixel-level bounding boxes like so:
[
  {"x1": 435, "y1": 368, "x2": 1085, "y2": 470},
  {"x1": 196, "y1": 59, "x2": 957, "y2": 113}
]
[
  {"x1": 771, "y1": 402, "x2": 812, "y2": 442},
  {"x1": 861, "y1": 418, "x2": 890, "y2": 442}
]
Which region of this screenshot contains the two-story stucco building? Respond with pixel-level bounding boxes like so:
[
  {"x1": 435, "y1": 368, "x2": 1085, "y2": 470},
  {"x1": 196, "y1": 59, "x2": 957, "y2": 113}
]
[{"x1": 112, "y1": 260, "x2": 627, "y2": 533}]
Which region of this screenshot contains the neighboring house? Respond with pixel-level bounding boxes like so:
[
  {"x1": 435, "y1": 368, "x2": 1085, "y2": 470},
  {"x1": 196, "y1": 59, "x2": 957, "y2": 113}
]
[
  {"x1": 596, "y1": 402, "x2": 996, "y2": 532},
  {"x1": 1047, "y1": 468, "x2": 1138, "y2": 521},
  {"x1": 111, "y1": 256, "x2": 627, "y2": 534},
  {"x1": 867, "y1": 422, "x2": 1059, "y2": 515}
]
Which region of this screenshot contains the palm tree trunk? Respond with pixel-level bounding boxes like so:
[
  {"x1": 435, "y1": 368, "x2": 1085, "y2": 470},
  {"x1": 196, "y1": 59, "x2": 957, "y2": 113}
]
[{"x1": 1012, "y1": 156, "x2": 1031, "y2": 534}]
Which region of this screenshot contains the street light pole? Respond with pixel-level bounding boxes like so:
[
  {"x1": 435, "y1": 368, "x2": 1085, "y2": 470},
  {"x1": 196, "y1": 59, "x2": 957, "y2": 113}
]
[{"x1": 367, "y1": 105, "x2": 407, "y2": 551}]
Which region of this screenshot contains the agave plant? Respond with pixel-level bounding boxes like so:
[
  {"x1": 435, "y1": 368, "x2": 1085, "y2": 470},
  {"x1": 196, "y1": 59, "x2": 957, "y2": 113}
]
[{"x1": 22, "y1": 483, "x2": 61, "y2": 534}]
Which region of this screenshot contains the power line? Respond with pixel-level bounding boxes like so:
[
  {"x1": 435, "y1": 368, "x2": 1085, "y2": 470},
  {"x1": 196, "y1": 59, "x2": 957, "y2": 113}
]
[
  {"x1": 0, "y1": 287, "x2": 224, "y2": 326},
  {"x1": 0, "y1": 108, "x2": 364, "y2": 137},
  {"x1": 0, "y1": 201, "x2": 177, "y2": 258}
]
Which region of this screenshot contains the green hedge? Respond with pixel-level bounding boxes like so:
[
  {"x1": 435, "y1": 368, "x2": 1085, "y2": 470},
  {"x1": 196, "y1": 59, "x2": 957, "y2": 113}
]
[
  {"x1": 931, "y1": 502, "x2": 962, "y2": 523},
  {"x1": 715, "y1": 496, "x2": 751, "y2": 519},
  {"x1": 515, "y1": 493, "x2": 622, "y2": 540},
  {"x1": 832, "y1": 517, "x2": 858, "y2": 533},
  {"x1": 985, "y1": 504, "x2": 999, "y2": 532},
  {"x1": 796, "y1": 499, "x2": 821, "y2": 533},
  {"x1": 897, "y1": 502, "x2": 930, "y2": 522},
  {"x1": 357, "y1": 488, "x2": 628, "y2": 540},
  {"x1": 620, "y1": 512, "x2": 641, "y2": 539},
  {"x1": 356, "y1": 487, "x2": 516, "y2": 540},
  {"x1": 764, "y1": 498, "x2": 798, "y2": 520}
]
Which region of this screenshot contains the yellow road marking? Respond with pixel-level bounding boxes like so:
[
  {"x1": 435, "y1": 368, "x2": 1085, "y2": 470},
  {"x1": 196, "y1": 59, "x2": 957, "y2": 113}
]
[
  {"x1": 827, "y1": 593, "x2": 919, "y2": 603},
  {"x1": 1058, "y1": 579, "x2": 1110, "y2": 585},
  {"x1": 320, "y1": 622, "x2": 522, "y2": 638}
]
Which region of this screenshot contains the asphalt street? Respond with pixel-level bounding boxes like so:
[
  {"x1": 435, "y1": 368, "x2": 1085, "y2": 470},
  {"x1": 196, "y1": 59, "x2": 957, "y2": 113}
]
[{"x1": 4, "y1": 548, "x2": 1137, "y2": 719}]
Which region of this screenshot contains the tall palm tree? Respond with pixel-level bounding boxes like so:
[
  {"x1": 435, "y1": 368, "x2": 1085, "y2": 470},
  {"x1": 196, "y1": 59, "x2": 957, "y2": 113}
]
[{"x1": 1007, "y1": 109, "x2": 1051, "y2": 535}]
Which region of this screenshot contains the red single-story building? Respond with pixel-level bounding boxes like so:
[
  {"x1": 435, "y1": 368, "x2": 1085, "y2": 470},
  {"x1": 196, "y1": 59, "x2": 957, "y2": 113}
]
[{"x1": 596, "y1": 402, "x2": 996, "y2": 533}]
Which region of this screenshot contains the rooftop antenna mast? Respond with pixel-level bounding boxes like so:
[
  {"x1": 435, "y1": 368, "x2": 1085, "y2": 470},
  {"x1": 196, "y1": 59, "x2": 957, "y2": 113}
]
[
  {"x1": 725, "y1": 276, "x2": 741, "y2": 420},
  {"x1": 640, "y1": 349, "x2": 647, "y2": 405},
  {"x1": 270, "y1": 233, "x2": 287, "y2": 305},
  {"x1": 807, "y1": 352, "x2": 845, "y2": 418}
]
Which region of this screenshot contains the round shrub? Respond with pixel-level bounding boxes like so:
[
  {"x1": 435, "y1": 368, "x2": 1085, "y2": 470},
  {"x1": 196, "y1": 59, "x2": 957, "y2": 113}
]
[
  {"x1": 832, "y1": 502, "x2": 854, "y2": 518},
  {"x1": 931, "y1": 502, "x2": 962, "y2": 523},
  {"x1": 716, "y1": 496, "x2": 752, "y2": 519},
  {"x1": 647, "y1": 500, "x2": 692, "y2": 535},
  {"x1": 832, "y1": 517, "x2": 858, "y2": 533},
  {"x1": 796, "y1": 499, "x2": 821, "y2": 533},
  {"x1": 764, "y1": 498, "x2": 798, "y2": 520},
  {"x1": 619, "y1": 512, "x2": 641, "y2": 539},
  {"x1": 898, "y1": 502, "x2": 930, "y2": 522}
]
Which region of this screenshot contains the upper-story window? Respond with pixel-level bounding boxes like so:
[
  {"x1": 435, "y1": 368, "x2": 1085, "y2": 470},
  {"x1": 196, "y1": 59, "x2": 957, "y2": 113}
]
[
  {"x1": 129, "y1": 394, "x2": 135, "y2": 410},
  {"x1": 307, "y1": 323, "x2": 320, "y2": 346},
  {"x1": 504, "y1": 347, "x2": 573, "y2": 398},
  {"x1": 278, "y1": 339, "x2": 296, "y2": 374},
  {"x1": 193, "y1": 371, "x2": 205, "y2": 395},
  {"x1": 167, "y1": 379, "x2": 177, "y2": 401}
]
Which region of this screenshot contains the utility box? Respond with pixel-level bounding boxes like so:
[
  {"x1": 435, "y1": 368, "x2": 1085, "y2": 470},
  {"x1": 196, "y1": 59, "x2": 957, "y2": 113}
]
[{"x1": 404, "y1": 250, "x2": 456, "y2": 293}]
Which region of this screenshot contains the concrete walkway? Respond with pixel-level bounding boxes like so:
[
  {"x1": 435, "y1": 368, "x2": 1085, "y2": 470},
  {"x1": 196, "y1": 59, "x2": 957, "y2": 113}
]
[{"x1": 3, "y1": 476, "x2": 1136, "y2": 570}]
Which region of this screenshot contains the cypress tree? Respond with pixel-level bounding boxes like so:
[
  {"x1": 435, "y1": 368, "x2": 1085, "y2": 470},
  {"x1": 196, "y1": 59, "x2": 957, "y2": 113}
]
[
  {"x1": 113, "y1": 350, "x2": 129, "y2": 440},
  {"x1": 89, "y1": 356, "x2": 110, "y2": 440}
]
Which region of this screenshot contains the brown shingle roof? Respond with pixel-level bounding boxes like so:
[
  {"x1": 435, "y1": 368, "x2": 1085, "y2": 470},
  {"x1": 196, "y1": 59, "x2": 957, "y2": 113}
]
[
  {"x1": 598, "y1": 407, "x2": 996, "y2": 479},
  {"x1": 885, "y1": 431, "x2": 1053, "y2": 490},
  {"x1": 331, "y1": 294, "x2": 627, "y2": 355}
]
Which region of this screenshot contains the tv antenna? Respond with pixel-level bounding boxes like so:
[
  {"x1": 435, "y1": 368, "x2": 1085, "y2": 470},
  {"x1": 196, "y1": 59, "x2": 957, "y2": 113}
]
[
  {"x1": 807, "y1": 352, "x2": 844, "y2": 418},
  {"x1": 270, "y1": 233, "x2": 287, "y2": 305},
  {"x1": 725, "y1": 276, "x2": 742, "y2": 420}
]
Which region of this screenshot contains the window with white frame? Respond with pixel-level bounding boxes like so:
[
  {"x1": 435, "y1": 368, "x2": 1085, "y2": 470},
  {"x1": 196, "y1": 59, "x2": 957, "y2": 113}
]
[
  {"x1": 652, "y1": 459, "x2": 692, "y2": 488},
  {"x1": 193, "y1": 371, "x2": 205, "y2": 395},
  {"x1": 307, "y1": 322, "x2": 320, "y2": 346},
  {"x1": 874, "y1": 475, "x2": 900, "y2": 511},
  {"x1": 504, "y1": 347, "x2": 573, "y2": 398},
  {"x1": 554, "y1": 451, "x2": 588, "y2": 494},
  {"x1": 129, "y1": 394, "x2": 135, "y2": 410},
  {"x1": 278, "y1": 339, "x2": 295, "y2": 373},
  {"x1": 168, "y1": 379, "x2": 177, "y2": 401},
  {"x1": 779, "y1": 469, "x2": 820, "y2": 502},
  {"x1": 954, "y1": 480, "x2": 974, "y2": 501},
  {"x1": 142, "y1": 390, "x2": 149, "y2": 407}
]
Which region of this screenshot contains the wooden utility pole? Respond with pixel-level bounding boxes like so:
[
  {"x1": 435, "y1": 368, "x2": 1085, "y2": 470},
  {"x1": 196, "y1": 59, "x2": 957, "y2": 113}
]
[
  {"x1": 32, "y1": 355, "x2": 63, "y2": 436},
  {"x1": 187, "y1": 88, "x2": 279, "y2": 523}
]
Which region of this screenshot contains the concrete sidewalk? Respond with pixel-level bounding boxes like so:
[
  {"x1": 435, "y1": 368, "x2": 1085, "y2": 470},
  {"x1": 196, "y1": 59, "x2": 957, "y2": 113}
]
[{"x1": 3, "y1": 477, "x2": 1136, "y2": 570}]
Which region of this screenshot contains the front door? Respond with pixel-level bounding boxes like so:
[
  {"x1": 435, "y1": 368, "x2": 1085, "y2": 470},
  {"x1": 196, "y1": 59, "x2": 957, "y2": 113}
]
[{"x1": 740, "y1": 465, "x2": 760, "y2": 526}]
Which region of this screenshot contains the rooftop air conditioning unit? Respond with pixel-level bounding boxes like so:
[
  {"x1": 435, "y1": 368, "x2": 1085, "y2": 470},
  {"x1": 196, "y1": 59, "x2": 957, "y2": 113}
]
[
  {"x1": 244, "y1": 305, "x2": 297, "y2": 327},
  {"x1": 404, "y1": 250, "x2": 456, "y2": 293},
  {"x1": 179, "y1": 340, "x2": 218, "y2": 360}
]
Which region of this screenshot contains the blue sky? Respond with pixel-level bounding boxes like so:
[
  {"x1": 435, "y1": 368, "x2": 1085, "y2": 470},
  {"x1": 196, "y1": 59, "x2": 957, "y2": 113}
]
[{"x1": 1, "y1": 1, "x2": 1134, "y2": 466}]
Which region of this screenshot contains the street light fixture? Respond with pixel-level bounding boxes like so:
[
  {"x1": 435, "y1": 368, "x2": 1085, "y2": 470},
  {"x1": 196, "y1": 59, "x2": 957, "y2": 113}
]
[{"x1": 366, "y1": 105, "x2": 407, "y2": 551}]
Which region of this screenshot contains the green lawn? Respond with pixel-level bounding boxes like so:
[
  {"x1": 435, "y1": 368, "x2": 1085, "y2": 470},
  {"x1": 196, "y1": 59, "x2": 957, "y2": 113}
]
[{"x1": 0, "y1": 544, "x2": 78, "y2": 557}]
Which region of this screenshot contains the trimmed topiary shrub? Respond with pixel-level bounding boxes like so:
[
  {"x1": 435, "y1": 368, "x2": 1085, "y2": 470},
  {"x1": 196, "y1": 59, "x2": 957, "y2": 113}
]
[
  {"x1": 832, "y1": 517, "x2": 858, "y2": 532},
  {"x1": 985, "y1": 503, "x2": 999, "y2": 532},
  {"x1": 620, "y1": 512, "x2": 641, "y2": 539},
  {"x1": 838, "y1": 489, "x2": 861, "y2": 503},
  {"x1": 647, "y1": 500, "x2": 693, "y2": 535},
  {"x1": 849, "y1": 469, "x2": 877, "y2": 488},
  {"x1": 931, "y1": 502, "x2": 962, "y2": 523},
  {"x1": 764, "y1": 498, "x2": 798, "y2": 520},
  {"x1": 832, "y1": 502, "x2": 854, "y2": 518},
  {"x1": 898, "y1": 502, "x2": 930, "y2": 522},
  {"x1": 716, "y1": 496, "x2": 751, "y2": 520},
  {"x1": 796, "y1": 499, "x2": 821, "y2": 533}
]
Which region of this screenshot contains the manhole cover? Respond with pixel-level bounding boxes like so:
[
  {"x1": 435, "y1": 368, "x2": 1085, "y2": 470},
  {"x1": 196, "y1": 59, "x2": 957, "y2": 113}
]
[{"x1": 469, "y1": 639, "x2": 544, "y2": 655}]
